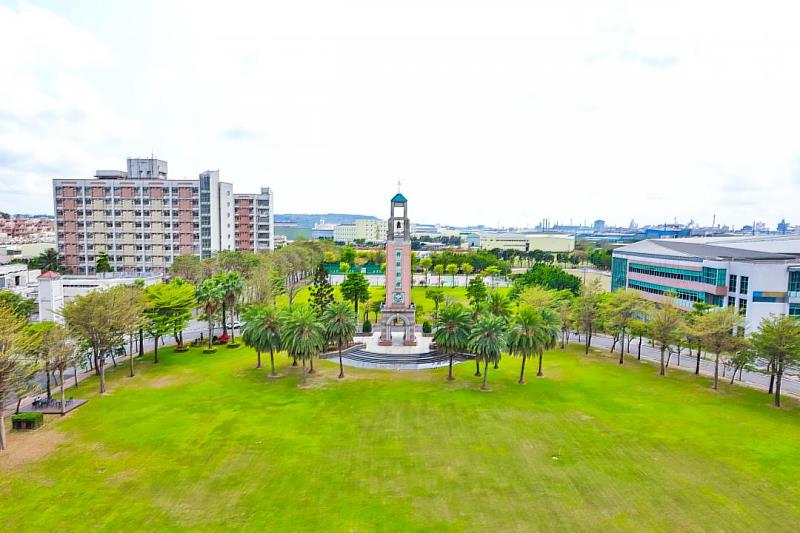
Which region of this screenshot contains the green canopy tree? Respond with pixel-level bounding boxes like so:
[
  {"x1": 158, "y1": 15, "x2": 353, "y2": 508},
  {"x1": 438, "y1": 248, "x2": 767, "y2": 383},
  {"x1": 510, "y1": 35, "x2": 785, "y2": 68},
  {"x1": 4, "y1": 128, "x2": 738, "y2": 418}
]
[
  {"x1": 19, "y1": 321, "x2": 57, "y2": 399},
  {"x1": 0, "y1": 303, "x2": 36, "y2": 450},
  {"x1": 604, "y1": 290, "x2": 645, "y2": 364},
  {"x1": 648, "y1": 299, "x2": 684, "y2": 376},
  {"x1": 280, "y1": 305, "x2": 326, "y2": 385},
  {"x1": 751, "y1": 314, "x2": 800, "y2": 407},
  {"x1": 466, "y1": 276, "x2": 487, "y2": 307},
  {"x1": 695, "y1": 308, "x2": 745, "y2": 389},
  {"x1": 241, "y1": 304, "x2": 282, "y2": 375},
  {"x1": 95, "y1": 251, "x2": 113, "y2": 274},
  {"x1": 434, "y1": 303, "x2": 471, "y2": 381},
  {"x1": 323, "y1": 301, "x2": 356, "y2": 379},
  {"x1": 340, "y1": 272, "x2": 370, "y2": 323},
  {"x1": 44, "y1": 325, "x2": 79, "y2": 416},
  {"x1": 574, "y1": 279, "x2": 602, "y2": 354},
  {"x1": 144, "y1": 280, "x2": 196, "y2": 363},
  {"x1": 469, "y1": 314, "x2": 507, "y2": 390},
  {"x1": 62, "y1": 286, "x2": 144, "y2": 394},
  {"x1": 0, "y1": 291, "x2": 36, "y2": 319}
]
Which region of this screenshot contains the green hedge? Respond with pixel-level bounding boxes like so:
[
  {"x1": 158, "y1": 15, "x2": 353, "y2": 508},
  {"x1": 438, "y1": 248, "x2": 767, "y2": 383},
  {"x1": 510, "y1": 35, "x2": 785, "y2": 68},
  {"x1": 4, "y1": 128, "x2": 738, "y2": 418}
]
[
  {"x1": 422, "y1": 321, "x2": 432, "y2": 334},
  {"x1": 362, "y1": 320, "x2": 372, "y2": 333},
  {"x1": 12, "y1": 411, "x2": 44, "y2": 431},
  {"x1": 12, "y1": 412, "x2": 43, "y2": 423}
]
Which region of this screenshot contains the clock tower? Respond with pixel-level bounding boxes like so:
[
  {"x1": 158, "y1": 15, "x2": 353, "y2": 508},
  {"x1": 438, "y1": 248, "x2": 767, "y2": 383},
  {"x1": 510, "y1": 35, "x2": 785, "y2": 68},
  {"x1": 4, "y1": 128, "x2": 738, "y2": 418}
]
[{"x1": 379, "y1": 192, "x2": 417, "y2": 346}]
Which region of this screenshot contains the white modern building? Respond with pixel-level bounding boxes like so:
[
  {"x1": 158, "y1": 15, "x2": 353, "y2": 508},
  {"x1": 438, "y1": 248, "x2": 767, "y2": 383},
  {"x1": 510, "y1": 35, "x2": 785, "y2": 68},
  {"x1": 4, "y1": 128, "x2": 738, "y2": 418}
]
[
  {"x1": 476, "y1": 232, "x2": 575, "y2": 253},
  {"x1": 0, "y1": 264, "x2": 39, "y2": 298},
  {"x1": 37, "y1": 271, "x2": 162, "y2": 323},
  {"x1": 333, "y1": 223, "x2": 357, "y2": 244},
  {"x1": 612, "y1": 236, "x2": 800, "y2": 332}
]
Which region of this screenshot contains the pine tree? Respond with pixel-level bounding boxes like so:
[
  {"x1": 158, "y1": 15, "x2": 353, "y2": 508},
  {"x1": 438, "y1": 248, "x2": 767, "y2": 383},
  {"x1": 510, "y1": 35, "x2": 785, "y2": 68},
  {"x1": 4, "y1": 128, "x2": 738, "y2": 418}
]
[{"x1": 310, "y1": 263, "x2": 334, "y2": 314}]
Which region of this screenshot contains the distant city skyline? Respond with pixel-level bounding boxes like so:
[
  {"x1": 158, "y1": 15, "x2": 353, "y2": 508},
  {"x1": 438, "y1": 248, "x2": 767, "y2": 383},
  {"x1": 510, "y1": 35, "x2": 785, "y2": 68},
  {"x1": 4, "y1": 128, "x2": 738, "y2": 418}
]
[{"x1": 2, "y1": 1, "x2": 800, "y2": 228}]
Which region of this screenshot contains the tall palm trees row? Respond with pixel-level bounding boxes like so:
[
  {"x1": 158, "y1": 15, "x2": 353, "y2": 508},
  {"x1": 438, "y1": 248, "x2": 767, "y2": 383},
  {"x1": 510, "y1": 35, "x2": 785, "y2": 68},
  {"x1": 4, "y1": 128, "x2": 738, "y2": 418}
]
[
  {"x1": 241, "y1": 301, "x2": 356, "y2": 384},
  {"x1": 433, "y1": 302, "x2": 560, "y2": 389}
]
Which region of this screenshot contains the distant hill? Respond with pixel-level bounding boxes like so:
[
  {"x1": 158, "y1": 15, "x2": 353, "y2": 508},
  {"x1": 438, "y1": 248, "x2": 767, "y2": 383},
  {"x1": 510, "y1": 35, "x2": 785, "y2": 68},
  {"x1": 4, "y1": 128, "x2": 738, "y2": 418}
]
[{"x1": 275, "y1": 213, "x2": 379, "y2": 228}]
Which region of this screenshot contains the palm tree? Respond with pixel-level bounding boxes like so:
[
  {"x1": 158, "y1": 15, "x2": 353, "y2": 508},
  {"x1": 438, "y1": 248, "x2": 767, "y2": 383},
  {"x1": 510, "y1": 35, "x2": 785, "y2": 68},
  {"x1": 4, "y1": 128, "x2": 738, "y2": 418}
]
[
  {"x1": 241, "y1": 305, "x2": 282, "y2": 375},
  {"x1": 445, "y1": 264, "x2": 458, "y2": 287},
  {"x1": 323, "y1": 301, "x2": 356, "y2": 379},
  {"x1": 469, "y1": 301, "x2": 489, "y2": 376},
  {"x1": 434, "y1": 303, "x2": 471, "y2": 380},
  {"x1": 469, "y1": 314, "x2": 507, "y2": 390},
  {"x1": 280, "y1": 305, "x2": 325, "y2": 385},
  {"x1": 461, "y1": 263, "x2": 474, "y2": 285},
  {"x1": 218, "y1": 272, "x2": 244, "y2": 342},
  {"x1": 420, "y1": 257, "x2": 433, "y2": 286},
  {"x1": 37, "y1": 248, "x2": 60, "y2": 272},
  {"x1": 507, "y1": 307, "x2": 557, "y2": 384},
  {"x1": 433, "y1": 264, "x2": 444, "y2": 286},
  {"x1": 425, "y1": 289, "x2": 444, "y2": 322},
  {"x1": 487, "y1": 291, "x2": 512, "y2": 320},
  {"x1": 196, "y1": 278, "x2": 224, "y2": 351}
]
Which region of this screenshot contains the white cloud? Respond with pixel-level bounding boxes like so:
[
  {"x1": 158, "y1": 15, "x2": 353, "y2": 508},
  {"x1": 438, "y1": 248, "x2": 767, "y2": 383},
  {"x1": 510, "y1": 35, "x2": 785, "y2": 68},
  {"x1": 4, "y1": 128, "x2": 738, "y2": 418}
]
[{"x1": 2, "y1": 0, "x2": 800, "y2": 228}]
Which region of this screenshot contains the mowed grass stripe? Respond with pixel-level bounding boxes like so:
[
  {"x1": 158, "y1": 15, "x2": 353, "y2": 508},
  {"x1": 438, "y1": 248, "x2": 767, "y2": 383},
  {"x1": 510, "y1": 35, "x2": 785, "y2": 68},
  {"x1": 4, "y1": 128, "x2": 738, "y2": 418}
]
[{"x1": 0, "y1": 342, "x2": 798, "y2": 531}]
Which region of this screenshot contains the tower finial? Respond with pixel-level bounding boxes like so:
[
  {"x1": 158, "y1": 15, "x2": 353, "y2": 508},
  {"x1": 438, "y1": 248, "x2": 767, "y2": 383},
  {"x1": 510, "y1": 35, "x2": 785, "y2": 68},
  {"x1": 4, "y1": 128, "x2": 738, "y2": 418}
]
[{"x1": 397, "y1": 180, "x2": 401, "y2": 193}]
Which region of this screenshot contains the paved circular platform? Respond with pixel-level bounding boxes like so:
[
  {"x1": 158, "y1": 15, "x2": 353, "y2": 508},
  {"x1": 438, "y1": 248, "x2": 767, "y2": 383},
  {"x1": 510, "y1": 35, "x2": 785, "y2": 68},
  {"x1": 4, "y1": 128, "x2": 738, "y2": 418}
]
[{"x1": 337, "y1": 332, "x2": 473, "y2": 370}]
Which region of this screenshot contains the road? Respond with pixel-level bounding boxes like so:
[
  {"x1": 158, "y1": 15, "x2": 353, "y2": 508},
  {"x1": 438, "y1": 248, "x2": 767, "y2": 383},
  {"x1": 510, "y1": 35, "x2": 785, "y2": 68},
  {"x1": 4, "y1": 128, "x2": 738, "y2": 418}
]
[{"x1": 581, "y1": 332, "x2": 800, "y2": 397}]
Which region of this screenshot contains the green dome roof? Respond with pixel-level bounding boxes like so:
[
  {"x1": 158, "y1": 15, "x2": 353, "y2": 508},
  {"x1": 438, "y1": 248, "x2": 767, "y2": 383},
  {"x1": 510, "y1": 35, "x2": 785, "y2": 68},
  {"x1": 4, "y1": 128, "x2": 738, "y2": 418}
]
[{"x1": 391, "y1": 193, "x2": 407, "y2": 203}]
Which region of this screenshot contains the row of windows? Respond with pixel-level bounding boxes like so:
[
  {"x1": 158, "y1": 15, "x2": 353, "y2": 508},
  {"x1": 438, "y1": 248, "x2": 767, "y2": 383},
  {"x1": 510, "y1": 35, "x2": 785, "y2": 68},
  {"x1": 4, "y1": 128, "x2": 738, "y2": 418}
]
[
  {"x1": 60, "y1": 233, "x2": 198, "y2": 239},
  {"x1": 55, "y1": 186, "x2": 199, "y2": 194},
  {"x1": 629, "y1": 262, "x2": 702, "y2": 282},
  {"x1": 628, "y1": 279, "x2": 707, "y2": 303},
  {"x1": 729, "y1": 274, "x2": 749, "y2": 294}
]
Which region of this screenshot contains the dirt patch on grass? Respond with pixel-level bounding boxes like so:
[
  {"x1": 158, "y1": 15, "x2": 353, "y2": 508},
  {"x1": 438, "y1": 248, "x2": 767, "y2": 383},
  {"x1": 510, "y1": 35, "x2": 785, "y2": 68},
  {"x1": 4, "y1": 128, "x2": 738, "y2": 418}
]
[{"x1": 0, "y1": 425, "x2": 67, "y2": 470}]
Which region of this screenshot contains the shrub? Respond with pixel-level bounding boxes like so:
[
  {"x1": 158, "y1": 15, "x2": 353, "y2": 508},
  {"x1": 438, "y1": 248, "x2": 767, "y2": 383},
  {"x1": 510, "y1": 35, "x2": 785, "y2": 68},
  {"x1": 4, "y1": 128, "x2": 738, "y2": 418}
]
[
  {"x1": 12, "y1": 411, "x2": 44, "y2": 431},
  {"x1": 202, "y1": 348, "x2": 217, "y2": 354},
  {"x1": 227, "y1": 342, "x2": 240, "y2": 349},
  {"x1": 422, "y1": 321, "x2": 432, "y2": 334},
  {"x1": 362, "y1": 319, "x2": 372, "y2": 333}
]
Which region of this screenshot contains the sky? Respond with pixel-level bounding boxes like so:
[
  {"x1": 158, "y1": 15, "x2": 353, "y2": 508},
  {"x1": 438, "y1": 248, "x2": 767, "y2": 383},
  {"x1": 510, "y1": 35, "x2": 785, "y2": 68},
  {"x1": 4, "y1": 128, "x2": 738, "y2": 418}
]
[{"x1": 1, "y1": 0, "x2": 799, "y2": 229}]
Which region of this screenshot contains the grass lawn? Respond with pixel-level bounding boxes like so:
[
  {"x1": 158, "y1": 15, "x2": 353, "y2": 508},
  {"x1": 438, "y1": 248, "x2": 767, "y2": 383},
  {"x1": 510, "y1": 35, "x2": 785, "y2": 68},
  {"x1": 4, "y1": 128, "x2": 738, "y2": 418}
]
[{"x1": 1, "y1": 344, "x2": 799, "y2": 531}]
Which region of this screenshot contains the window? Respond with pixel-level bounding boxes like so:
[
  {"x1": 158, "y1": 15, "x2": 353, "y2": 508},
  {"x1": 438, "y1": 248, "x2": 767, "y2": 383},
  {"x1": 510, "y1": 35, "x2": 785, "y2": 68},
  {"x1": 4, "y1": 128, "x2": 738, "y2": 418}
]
[
  {"x1": 789, "y1": 304, "x2": 800, "y2": 316},
  {"x1": 738, "y1": 298, "x2": 747, "y2": 316},
  {"x1": 728, "y1": 296, "x2": 736, "y2": 308},
  {"x1": 740, "y1": 276, "x2": 749, "y2": 295},
  {"x1": 729, "y1": 274, "x2": 737, "y2": 292},
  {"x1": 789, "y1": 272, "x2": 800, "y2": 293},
  {"x1": 611, "y1": 257, "x2": 628, "y2": 291}
]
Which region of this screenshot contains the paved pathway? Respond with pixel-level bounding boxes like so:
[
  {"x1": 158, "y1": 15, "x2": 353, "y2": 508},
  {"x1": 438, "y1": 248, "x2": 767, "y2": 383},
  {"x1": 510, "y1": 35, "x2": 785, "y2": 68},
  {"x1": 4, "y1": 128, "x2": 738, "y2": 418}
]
[{"x1": 577, "y1": 333, "x2": 800, "y2": 398}]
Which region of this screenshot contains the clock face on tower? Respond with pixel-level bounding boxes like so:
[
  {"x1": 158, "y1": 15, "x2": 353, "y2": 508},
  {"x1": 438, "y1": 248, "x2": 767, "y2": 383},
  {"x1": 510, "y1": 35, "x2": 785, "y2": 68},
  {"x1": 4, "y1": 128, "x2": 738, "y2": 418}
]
[{"x1": 393, "y1": 291, "x2": 404, "y2": 304}]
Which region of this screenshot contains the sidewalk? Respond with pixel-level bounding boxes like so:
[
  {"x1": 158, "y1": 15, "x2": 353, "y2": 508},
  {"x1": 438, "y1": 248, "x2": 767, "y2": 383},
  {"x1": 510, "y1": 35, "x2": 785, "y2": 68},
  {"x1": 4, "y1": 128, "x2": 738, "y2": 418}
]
[{"x1": 577, "y1": 333, "x2": 799, "y2": 398}]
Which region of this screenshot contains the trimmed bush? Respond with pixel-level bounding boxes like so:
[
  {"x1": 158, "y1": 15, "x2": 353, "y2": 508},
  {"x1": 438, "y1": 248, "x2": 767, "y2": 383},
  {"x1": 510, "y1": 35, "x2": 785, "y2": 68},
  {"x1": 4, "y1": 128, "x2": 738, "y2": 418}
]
[
  {"x1": 202, "y1": 348, "x2": 217, "y2": 354},
  {"x1": 12, "y1": 412, "x2": 44, "y2": 431},
  {"x1": 227, "y1": 342, "x2": 240, "y2": 349},
  {"x1": 362, "y1": 320, "x2": 372, "y2": 333},
  {"x1": 422, "y1": 321, "x2": 432, "y2": 334}
]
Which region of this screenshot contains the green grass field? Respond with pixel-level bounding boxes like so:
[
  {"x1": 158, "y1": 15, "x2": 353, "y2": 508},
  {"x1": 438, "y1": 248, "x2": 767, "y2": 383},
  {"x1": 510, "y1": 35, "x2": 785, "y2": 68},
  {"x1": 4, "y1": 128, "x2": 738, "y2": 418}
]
[{"x1": 1, "y1": 343, "x2": 799, "y2": 531}]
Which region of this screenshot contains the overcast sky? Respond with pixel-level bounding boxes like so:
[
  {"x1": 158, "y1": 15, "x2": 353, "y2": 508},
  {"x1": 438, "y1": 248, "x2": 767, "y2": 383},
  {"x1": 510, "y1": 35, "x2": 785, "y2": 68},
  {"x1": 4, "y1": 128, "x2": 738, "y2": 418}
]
[{"x1": 1, "y1": 0, "x2": 799, "y2": 228}]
